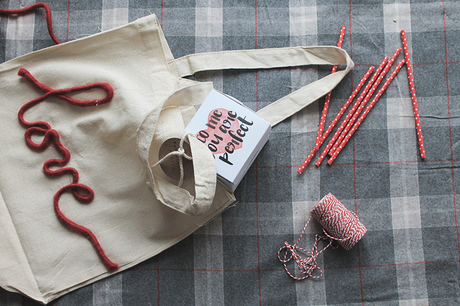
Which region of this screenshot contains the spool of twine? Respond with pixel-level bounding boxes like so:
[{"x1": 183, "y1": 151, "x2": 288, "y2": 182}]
[
  {"x1": 310, "y1": 193, "x2": 367, "y2": 250},
  {"x1": 278, "y1": 193, "x2": 366, "y2": 280}
]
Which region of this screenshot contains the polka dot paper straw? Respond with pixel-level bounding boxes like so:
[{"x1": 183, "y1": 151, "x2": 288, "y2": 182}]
[
  {"x1": 315, "y1": 57, "x2": 389, "y2": 166},
  {"x1": 401, "y1": 30, "x2": 426, "y2": 159},
  {"x1": 318, "y1": 66, "x2": 375, "y2": 148},
  {"x1": 296, "y1": 26, "x2": 346, "y2": 174},
  {"x1": 328, "y1": 58, "x2": 406, "y2": 165},
  {"x1": 297, "y1": 66, "x2": 375, "y2": 174},
  {"x1": 316, "y1": 25, "x2": 346, "y2": 145},
  {"x1": 328, "y1": 48, "x2": 402, "y2": 156}
]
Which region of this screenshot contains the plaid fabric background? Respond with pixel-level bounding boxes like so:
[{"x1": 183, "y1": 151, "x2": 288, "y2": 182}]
[{"x1": 1, "y1": 0, "x2": 459, "y2": 305}]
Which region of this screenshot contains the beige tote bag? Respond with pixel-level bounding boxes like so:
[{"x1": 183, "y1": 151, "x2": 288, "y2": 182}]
[{"x1": 0, "y1": 13, "x2": 353, "y2": 303}]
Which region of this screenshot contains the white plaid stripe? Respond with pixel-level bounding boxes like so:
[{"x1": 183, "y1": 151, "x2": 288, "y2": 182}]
[
  {"x1": 391, "y1": 197, "x2": 422, "y2": 230},
  {"x1": 296, "y1": 275, "x2": 327, "y2": 305},
  {"x1": 292, "y1": 200, "x2": 322, "y2": 235},
  {"x1": 388, "y1": 130, "x2": 419, "y2": 162},
  {"x1": 396, "y1": 265, "x2": 429, "y2": 302},
  {"x1": 101, "y1": 6, "x2": 129, "y2": 31},
  {"x1": 289, "y1": 2, "x2": 319, "y2": 134},
  {"x1": 399, "y1": 298, "x2": 429, "y2": 306},
  {"x1": 193, "y1": 1, "x2": 225, "y2": 300},
  {"x1": 289, "y1": 5, "x2": 317, "y2": 37},
  {"x1": 194, "y1": 220, "x2": 224, "y2": 306},
  {"x1": 6, "y1": 0, "x2": 35, "y2": 40},
  {"x1": 289, "y1": 0, "x2": 320, "y2": 148},
  {"x1": 387, "y1": 97, "x2": 415, "y2": 130},
  {"x1": 103, "y1": 0, "x2": 129, "y2": 10},
  {"x1": 195, "y1": 7, "x2": 222, "y2": 37},
  {"x1": 5, "y1": 0, "x2": 35, "y2": 61},
  {"x1": 93, "y1": 274, "x2": 123, "y2": 306},
  {"x1": 393, "y1": 228, "x2": 425, "y2": 264},
  {"x1": 383, "y1": 3, "x2": 411, "y2": 33},
  {"x1": 194, "y1": 271, "x2": 225, "y2": 306},
  {"x1": 196, "y1": 0, "x2": 223, "y2": 8}
]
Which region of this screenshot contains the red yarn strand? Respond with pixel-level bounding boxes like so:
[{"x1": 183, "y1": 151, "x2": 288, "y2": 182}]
[
  {"x1": 0, "y1": 2, "x2": 61, "y2": 44},
  {"x1": 18, "y1": 68, "x2": 118, "y2": 271}
]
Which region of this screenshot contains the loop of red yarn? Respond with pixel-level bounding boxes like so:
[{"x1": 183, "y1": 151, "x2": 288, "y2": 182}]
[
  {"x1": 0, "y1": 2, "x2": 61, "y2": 44},
  {"x1": 18, "y1": 68, "x2": 118, "y2": 271},
  {"x1": 279, "y1": 193, "x2": 366, "y2": 280}
]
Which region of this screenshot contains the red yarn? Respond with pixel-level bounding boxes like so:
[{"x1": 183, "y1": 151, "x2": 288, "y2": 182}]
[
  {"x1": 18, "y1": 68, "x2": 118, "y2": 271},
  {"x1": 0, "y1": 2, "x2": 61, "y2": 44}
]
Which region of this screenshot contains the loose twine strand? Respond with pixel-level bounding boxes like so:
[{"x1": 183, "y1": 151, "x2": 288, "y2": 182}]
[{"x1": 278, "y1": 216, "x2": 334, "y2": 280}]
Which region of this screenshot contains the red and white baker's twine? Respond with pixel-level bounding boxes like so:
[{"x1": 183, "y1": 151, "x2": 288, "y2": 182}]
[
  {"x1": 401, "y1": 30, "x2": 426, "y2": 159},
  {"x1": 279, "y1": 193, "x2": 366, "y2": 280}
]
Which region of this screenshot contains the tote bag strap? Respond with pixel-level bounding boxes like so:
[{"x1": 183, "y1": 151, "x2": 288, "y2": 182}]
[{"x1": 170, "y1": 46, "x2": 353, "y2": 126}]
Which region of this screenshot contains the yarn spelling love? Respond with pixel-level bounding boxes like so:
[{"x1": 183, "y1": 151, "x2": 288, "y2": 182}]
[
  {"x1": 17, "y1": 68, "x2": 118, "y2": 271},
  {"x1": 278, "y1": 193, "x2": 366, "y2": 280}
]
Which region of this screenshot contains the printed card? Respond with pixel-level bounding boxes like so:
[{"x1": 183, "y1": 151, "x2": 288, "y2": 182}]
[{"x1": 186, "y1": 89, "x2": 271, "y2": 191}]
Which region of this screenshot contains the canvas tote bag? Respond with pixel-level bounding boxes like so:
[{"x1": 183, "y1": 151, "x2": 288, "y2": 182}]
[{"x1": 0, "y1": 10, "x2": 353, "y2": 304}]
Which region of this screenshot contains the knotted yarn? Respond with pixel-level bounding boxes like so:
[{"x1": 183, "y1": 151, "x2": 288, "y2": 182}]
[{"x1": 278, "y1": 193, "x2": 366, "y2": 280}]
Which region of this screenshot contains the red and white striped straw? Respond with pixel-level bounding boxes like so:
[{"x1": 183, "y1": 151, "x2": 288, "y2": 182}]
[
  {"x1": 328, "y1": 58, "x2": 406, "y2": 165},
  {"x1": 328, "y1": 48, "x2": 402, "y2": 156},
  {"x1": 297, "y1": 66, "x2": 375, "y2": 174},
  {"x1": 401, "y1": 30, "x2": 426, "y2": 159},
  {"x1": 316, "y1": 25, "x2": 347, "y2": 144},
  {"x1": 315, "y1": 57, "x2": 389, "y2": 166}
]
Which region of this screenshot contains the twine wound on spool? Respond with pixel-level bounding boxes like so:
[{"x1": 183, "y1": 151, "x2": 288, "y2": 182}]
[{"x1": 278, "y1": 193, "x2": 366, "y2": 280}]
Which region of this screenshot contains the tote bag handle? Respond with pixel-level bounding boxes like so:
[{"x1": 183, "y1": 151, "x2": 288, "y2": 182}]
[{"x1": 170, "y1": 46, "x2": 353, "y2": 126}]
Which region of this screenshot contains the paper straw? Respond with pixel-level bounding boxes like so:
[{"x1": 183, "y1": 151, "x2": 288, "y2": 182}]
[
  {"x1": 296, "y1": 26, "x2": 346, "y2": 174},
  {"x1": 315, "y1": 57, "x2": 389, "y2": 166},
  {"x1": 328, "y1": 58, "x2": 406, "y2": 165},
  {"x1": 316, "y1": 26, "x2": 347, "y2": 144},
  {"x1": 328, "y1": 48, "x2": 402, "y2": 156},
  {"x1": 297, "y1": 66, "x2": 374, "y2": 174},
  {"x1": 401, "y1": 30, "x2": 426, "y2": 159}
]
